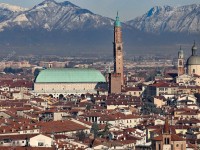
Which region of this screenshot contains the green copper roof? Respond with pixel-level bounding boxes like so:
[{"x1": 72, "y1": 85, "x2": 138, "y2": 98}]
[
  {"x1": 115, "y1": 12, "x2": 121, "y2": 27},
  {"x1": 35, "y1": 68, "x2": 106, "y2": 83}
]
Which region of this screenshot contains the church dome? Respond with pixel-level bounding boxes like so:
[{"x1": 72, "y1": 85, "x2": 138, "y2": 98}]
[
  {"x1": 35, "y1": 68, "x2": 106, "y2": 83},
  {"x1": 186, "y1": 42, "x2": 200, "y2": 65},
  {"x1": 186, "y1": 56, "x2": 200, "y2": 65}
]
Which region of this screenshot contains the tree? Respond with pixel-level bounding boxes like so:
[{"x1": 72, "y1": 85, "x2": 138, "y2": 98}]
[
  {"x1": 76, "y1": 130, "x2": 86, "y2": 141},
  {"x1": 141, "y1": 102, "x2": 166, "y2": 115},
  {"x1": 90, "y1": 122, "x2": 99, "y2": 138},
  {"x1": 91, "y1": 94, "x2": 96, "y2": 104},
  {"x1": 4, "y1": 67, "x2": 23, "y2": 74},
  {"x1": 34, "y1": 68, "x2": 41, "y2": 77},
  {"x1": 86, "y1": 104, "x2": 92, "y2": 110},
  {"x1": 100, "y1": 122, "x2": 111, "y2": 138},
  {"x1": 194, "y1": 93, "x2": 200, "y2": 105}
]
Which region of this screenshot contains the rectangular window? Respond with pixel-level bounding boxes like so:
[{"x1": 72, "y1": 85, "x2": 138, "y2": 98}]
[
  {"x1": 164, "y1": 138, "x2": 169, "y2": 144},
  {"x1": 167, "y1": 138, "x2": 169, "y2": 144}
]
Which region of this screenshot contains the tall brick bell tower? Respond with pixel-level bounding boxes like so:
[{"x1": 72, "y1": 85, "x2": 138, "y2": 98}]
[
  {"x1": 109, "y1": 12, "x2": 124, "y2": 94},
  {"x1": 114, "y1": 12, "x2": 124, "y2": 85}
]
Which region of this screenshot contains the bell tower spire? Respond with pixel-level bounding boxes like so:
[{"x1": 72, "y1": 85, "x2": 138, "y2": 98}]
[{"x1": 192, "y1": 40, "x2": 197, "y2": 56}]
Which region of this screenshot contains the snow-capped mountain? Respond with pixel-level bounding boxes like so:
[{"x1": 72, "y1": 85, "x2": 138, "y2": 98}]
[
  {"x1": 127, "y1": 4, "x2": 200, "y2": 33},
  {"x1": 2, "y1": 1, "x2": 200, "y2": 33},
  {"x1": 0, "y1": 3, "x2": 26, "y2": 23},
  {"x1": 0, "y1": 3, "x2": 26, "y2": 12},
  {"x1": 0, "y1": 1, "x2": 200, "y2": 56},
  {"x1": 0, "y1": 0, "x2": 113, "y2": 32}
]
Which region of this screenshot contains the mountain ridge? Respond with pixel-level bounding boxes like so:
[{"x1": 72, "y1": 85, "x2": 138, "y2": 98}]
[
  {"x1": 0, "y1": 0, "x2": 115, "y2": 32},
  {"x1": 127, "y1": 4, "x2": 200, "y2": 33}
]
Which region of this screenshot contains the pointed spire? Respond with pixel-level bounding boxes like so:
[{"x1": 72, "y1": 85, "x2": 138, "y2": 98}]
[
  {"x1": 192, "y1": 40, "x2": 197, "y2": 56},
  {"x1": 116, "y1": 11, "x2": 119, "y2": 21},
  {"x1": 178, "y1": 45, "x2": 184, "y2": 57},
  {"x1": 192, "y1": 40, "x2": 197, "y2": 49},
  {"x1": 115, "y1": 11, "x2": 121, "y2": 27}
]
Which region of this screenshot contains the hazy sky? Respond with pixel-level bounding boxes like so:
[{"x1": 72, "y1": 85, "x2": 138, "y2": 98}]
[{"x1": 1, "y1": 0, "x2": 200, "y2": 21}]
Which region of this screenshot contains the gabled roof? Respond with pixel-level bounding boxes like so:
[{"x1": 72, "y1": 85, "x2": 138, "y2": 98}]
[
  {"x1": 150, "y1": 82, "x2": 177, "y2": 88},
  {"x1": 153, "y1": 134, "x2": 185, "y2": 141}
]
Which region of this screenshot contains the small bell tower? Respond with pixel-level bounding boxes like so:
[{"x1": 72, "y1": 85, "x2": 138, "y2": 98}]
[{"x1": 178, "y1": 46, "x2": 184, "y2": 76}]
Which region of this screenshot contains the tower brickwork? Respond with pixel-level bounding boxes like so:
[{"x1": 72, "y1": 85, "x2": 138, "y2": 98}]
[
  {"x1": 113, "y1": 13, "x2": 124, "y2": 85},
  {"x1": 109, "y1": 13, "x2": 124, "y2": 94}
]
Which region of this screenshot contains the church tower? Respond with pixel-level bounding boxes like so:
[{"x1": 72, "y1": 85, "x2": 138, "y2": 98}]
[
  {"x1": 178, "y1": 46, "x2": 184, "y2": 76},
  {"x1": 113, "y1": 12, "x2": 124, "y2": 85}
]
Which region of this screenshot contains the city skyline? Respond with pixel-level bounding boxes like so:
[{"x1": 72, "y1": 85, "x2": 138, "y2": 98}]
[{"x1": 0, "y1": 0, "x2": 200, "y2": 21}]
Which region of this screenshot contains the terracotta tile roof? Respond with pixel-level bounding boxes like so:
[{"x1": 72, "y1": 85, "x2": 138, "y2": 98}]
[
  {"x1": 0, "y1": 147, "x2": 54, "y2": 150},
  {"x1": 153, "y1": 134, "x2": 185, "y2": 141},
  {"x1": 171, "y1": 134, "x2": 185, "y2": 141},
  {"x1": 118, "y1": 140, "x2": 136, "y2": 144},
  {"x1": 0, "y1": 134, "x2": 37, "y2": 140},
  {"x1": 38, "y1": 120, "x2": 89, "y2": 134},
  {"x1": 150, "y1": 82, "x2": 178, "y2": 88},
  {"x1": 99, "y1": 112, "x2": 140, "y2": 121},
  {"x1": 154, "y1": 96, "x2": 166, "y2": 101},
  {"x1": 122, "y1": 87, "x2": 142, "y2": 92},
  {"x1": 179, "y1": 86, "x2": 200, "y2": 89},
  {"x1": 152, "y1": 135, "x2": 162, "y2": 141},
  {"x1": 9, "y1": 80, "x2": 33, "y2": 88}
]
